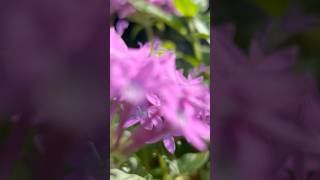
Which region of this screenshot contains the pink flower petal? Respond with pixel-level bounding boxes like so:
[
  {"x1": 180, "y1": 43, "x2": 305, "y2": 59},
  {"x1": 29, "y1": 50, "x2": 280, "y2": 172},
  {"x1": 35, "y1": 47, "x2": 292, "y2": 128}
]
[{"x1": 163, "y1": 136, "x2": 176, "y2": 154}]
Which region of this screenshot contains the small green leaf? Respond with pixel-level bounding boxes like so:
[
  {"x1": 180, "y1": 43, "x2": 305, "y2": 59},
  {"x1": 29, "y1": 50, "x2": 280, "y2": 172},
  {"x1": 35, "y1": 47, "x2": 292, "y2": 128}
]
[
  {"x1": 177, "y1": 151, "x2": 209, "y2": 175},
  {"x1": 110, "y1": 169, "x2": 146, "y2": 180},
  {"x1": 193, "y1": 16, "x2": 209, "y2": 37},
  {"x1": 162, "y1": 41, "x2": 177, "y2": 50},
  {"x1": 119, "y1": 156, "x2": 154, "y2": 180},
  {"x1": 129, "y1": 0, "x2": 171, "y2": 21},
  {"x1": 174, "y1": 0, "x2": 199, "y2": 17}
]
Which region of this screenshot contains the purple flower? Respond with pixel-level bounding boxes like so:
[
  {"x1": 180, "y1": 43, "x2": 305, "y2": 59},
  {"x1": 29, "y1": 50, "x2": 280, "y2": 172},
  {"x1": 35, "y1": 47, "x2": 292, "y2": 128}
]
[
  {"x1": 110, "y1": 27, "x2": 210, "y2": 153},
  {"x1": 110, "y1": 0, "x2": 135, "y2": 18},
  {"x1": 163, "y1": 136, "x2": 176, "y2": 154},
  {"x1": 123, "y1": 104, "x2": 163, "y2": 131},
  {"x1": 110, "y1": 27, "x2": 158, "y2": 104}
]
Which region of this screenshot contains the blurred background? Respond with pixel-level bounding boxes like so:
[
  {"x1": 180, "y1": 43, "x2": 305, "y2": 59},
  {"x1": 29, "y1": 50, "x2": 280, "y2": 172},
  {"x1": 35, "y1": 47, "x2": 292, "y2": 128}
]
[
  {"x1": 0, "y1": 0, "x2": 107, "y2": 179},
  {"x1": 213, "y1": 0, "x2": 320, "y2": 179}
]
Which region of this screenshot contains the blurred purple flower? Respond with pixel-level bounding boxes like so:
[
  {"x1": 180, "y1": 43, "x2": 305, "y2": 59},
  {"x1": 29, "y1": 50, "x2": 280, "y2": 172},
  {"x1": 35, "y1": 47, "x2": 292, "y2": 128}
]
[{"x1": 213, "y1": 24, "x2": 320, "y2": 180}]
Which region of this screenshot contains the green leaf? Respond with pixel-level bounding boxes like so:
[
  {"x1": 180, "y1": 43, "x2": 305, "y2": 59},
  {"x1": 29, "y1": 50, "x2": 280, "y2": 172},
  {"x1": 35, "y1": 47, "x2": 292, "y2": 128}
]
[
  {"x1": 162, "y1": 41, "x2": 177, "y2": 51},
  {"x1": 120, "y1": 156, "x2": 154, "y2": 180},
  {"x1": 128, "y1": 0, "x2": 188, "y2": 36},
  {"x1": 174, "y1": 0, "x2": 199, "y2": 17},
  {"x1": 177, "y1": 53, "x2": 199, "y2": 67},
  {"x1": 177, "y1": 151, "x2": 209, "y2": 175},
  {"x1": 192, "y1": 39, "x2": 202, "y2": 61},
  {"x1": 200, "y1": 168, "x2": 211, "y2": 180},
  {"x1": 110, "y1": 169, "x2": 146, "y2": 180},
  {"x1": 167, "y1": 160, "x2": 180, "y2": 177},
  {"x1": 129, "y1": 0, "x2": 172, "y2": 21},
  {"x1": 193, "y1": 0, "x2": 209, "y2": 12},
  {"x1": 193, "y1": 16, "x2": 209, "y2": 37}
]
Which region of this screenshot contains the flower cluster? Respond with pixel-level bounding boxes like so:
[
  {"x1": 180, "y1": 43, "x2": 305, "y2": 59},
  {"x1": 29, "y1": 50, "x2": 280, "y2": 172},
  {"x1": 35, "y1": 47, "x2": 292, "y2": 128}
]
[{"x1": 110, "y1": 27, "x2": 210, "y2": 153}]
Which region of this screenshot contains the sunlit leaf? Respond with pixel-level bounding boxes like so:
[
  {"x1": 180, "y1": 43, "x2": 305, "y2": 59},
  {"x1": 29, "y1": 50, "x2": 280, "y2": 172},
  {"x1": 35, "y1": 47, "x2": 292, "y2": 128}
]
[
  {"x1": 174, "y1": 0, "x2": 199, "y2": 17},
  {"x1": 193, "y1": 0, "x2": 209, "y2": 12},
  {"x1": 193, "y1": 16, "x2": 209, "y2": 37},
  {"x1": 111, "y1": 169, "x2": 146, "y2": 180}
]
